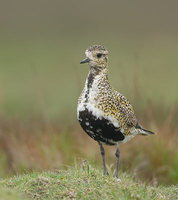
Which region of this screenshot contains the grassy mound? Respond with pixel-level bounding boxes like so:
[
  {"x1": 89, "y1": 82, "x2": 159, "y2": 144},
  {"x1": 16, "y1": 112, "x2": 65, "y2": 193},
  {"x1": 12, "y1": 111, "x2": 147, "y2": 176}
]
[{"x1": 0, "y1": 163, "x2": 177, "y2": 200}]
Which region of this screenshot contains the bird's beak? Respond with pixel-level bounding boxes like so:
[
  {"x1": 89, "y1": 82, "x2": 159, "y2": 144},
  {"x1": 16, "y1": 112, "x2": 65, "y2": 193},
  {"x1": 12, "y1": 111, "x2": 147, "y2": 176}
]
[{"x1": 80, "y1": 57, "x2": 90, "y2": 64}]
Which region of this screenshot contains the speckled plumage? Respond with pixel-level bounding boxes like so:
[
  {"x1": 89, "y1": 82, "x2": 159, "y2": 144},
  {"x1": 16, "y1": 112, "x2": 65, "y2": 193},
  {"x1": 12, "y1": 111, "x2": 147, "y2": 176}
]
[{"x1": 77, "y1": 45, "x2": 154, "y2": 177}]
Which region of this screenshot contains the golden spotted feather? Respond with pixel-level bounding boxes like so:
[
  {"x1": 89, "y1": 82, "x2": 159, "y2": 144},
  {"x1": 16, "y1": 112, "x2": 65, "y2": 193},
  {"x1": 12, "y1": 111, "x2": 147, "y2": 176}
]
[{"x1": 94, "y1": 70, "x2": 138, "y2": 135}]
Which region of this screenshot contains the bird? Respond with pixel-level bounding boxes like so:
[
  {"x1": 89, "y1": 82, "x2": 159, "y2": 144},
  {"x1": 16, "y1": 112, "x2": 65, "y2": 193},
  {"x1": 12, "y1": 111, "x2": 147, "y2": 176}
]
[{"x1": 77, "y1": 45, "x2": 154, "y2": 178}]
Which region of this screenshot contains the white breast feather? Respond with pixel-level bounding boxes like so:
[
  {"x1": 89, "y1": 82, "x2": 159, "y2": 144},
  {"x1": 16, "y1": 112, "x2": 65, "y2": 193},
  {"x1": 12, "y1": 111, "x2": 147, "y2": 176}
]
[{"x1": 77, "y1": 76, "x2": 121, "y2": 129}]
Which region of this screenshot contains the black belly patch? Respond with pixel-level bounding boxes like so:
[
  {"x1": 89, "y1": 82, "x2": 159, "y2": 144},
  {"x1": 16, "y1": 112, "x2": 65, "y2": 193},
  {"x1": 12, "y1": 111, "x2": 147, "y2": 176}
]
[{"x1": 78, "y1": 108, "x2": 125, "y2": 145}]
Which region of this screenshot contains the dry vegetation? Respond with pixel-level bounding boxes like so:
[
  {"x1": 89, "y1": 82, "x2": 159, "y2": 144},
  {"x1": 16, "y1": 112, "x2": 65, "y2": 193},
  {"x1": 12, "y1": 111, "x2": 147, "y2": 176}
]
[{"x1": 0, "y1": 99, "x2": 177, "y2": 185}]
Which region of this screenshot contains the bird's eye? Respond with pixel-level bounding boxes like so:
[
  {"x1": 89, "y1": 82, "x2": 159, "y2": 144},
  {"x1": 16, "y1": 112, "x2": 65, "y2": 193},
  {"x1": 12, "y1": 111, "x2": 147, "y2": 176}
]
[{"x1": 97, "y1": 53, "x2": 102, "y2": 58}]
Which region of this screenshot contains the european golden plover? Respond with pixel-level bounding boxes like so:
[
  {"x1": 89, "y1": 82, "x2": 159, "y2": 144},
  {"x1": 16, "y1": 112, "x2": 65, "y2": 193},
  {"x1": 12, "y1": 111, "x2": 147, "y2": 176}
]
[{"x1": 77, "y1": 45, "x2": 154, "y2": 178}]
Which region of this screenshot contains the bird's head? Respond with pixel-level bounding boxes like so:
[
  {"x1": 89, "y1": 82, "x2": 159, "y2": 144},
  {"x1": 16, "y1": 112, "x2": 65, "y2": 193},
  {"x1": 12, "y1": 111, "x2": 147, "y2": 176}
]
[{"x1": 80, "y1": 45, "x2": 108, "y2": 68}]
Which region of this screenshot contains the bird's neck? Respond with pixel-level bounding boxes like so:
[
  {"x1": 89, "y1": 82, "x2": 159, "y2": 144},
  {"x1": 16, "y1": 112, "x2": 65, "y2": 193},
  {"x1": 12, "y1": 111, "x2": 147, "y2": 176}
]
[{"x1": 86, "y1": 67, "x2": 109, "y2": 89}]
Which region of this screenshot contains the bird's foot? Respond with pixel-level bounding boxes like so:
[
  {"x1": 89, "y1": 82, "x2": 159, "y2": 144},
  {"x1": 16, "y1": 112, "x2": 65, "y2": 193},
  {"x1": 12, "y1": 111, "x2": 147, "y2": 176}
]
[
  {"x1": 114, "y1": 177, "x2": 121, "y2": 182},
  {"x1": 114, "y1": 171, "x2": 118, "y2": 178},
  {"x1": 103, "y1": 170, "x2": 109, "y2": 176},
  {"x1": 114, "y1": 172, "x2": 121, "y2": 182},
  {"x1": 114, "y1": 174, "x2": 121, "y2": 182}
]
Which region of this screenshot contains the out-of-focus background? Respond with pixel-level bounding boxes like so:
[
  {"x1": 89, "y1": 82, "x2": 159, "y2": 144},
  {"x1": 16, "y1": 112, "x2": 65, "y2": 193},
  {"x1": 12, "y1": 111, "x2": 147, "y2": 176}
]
[{"x1": 0, "y1": 0, "x2": 177, "y2": 185}]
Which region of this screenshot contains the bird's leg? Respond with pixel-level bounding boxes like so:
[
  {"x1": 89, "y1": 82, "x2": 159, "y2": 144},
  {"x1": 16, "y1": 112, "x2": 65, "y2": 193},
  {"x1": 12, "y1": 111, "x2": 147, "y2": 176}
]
[
  {"x1": 98, "y1": 142, "x2": 109, "y2": 175},
  {"x1": 114, "y1": 144, "x2": 120, "y2": 178}
]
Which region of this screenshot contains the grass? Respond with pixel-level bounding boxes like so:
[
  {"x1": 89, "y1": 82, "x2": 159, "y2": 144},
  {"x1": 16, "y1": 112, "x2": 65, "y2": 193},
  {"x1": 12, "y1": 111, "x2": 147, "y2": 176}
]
[
  {"x1": 0, "y1": 162, "x2": 177, "y2": 200},
  {"x1": 0, "y1": 187, "x2": 27, "y2": 200},
  {"x1": 0, "y1": 34, "x2": 177, "y2": 186},
  {"x1": 0, "y1": 103, "x2": 177, "y2": 185}
]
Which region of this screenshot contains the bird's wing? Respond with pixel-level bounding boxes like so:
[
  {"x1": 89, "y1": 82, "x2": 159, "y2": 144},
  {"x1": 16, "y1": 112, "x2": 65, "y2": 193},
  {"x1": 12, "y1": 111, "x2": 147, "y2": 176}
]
[
  {"x1": 96, "y1": 89, "x2": 138, "y2": 132},
  {"x1": 114, "y1": 93, "x2": 138, "y2": 128},
  {"x1": 111, "y1": 92, "x2": 155, "y2": 135}
]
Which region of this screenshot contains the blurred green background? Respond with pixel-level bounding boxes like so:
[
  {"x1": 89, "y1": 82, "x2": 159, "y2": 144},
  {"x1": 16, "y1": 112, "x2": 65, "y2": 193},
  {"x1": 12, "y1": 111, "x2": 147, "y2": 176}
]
[{"x1": 0, "y1": 0, "x2": 177, "y2": 185}]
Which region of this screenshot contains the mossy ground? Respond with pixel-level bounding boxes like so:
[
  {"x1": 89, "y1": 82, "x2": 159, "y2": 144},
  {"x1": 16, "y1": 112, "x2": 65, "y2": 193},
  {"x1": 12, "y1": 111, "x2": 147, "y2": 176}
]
[{"x1": 0, "y1": 163, "x2": 177, "y2": 200}]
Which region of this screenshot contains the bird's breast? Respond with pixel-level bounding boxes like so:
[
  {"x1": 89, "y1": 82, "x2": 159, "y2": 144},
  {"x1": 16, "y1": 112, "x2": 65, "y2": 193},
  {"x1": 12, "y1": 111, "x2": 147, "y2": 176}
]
[{"x1": 78, "y1": 107, "x2": 125, "y2": 145}]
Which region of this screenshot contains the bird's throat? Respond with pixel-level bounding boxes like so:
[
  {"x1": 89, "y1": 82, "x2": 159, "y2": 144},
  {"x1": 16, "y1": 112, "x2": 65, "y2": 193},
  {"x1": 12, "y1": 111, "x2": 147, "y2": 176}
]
[{"x1": 87, "y1": 67, "x2": 108, "y2": 89}]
